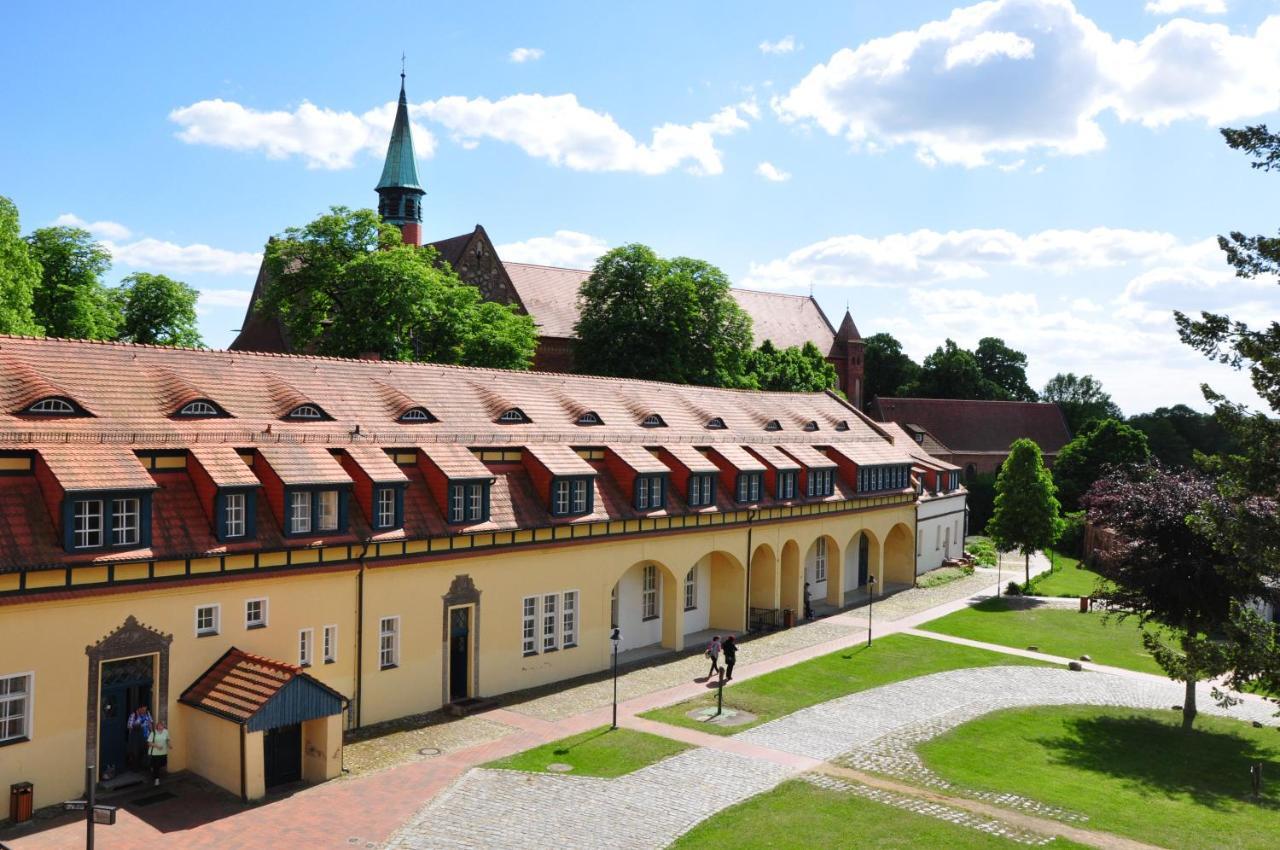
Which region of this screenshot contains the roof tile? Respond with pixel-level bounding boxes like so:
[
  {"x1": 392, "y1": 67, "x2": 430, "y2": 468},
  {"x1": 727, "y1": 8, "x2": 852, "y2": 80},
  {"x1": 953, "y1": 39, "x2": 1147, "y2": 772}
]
[
  {"x1": 37, "y1": 446, "x2": 157, "y2": 492},
  {"x1": 256, "y1": 445, "x2": 352, "y2": 486}
]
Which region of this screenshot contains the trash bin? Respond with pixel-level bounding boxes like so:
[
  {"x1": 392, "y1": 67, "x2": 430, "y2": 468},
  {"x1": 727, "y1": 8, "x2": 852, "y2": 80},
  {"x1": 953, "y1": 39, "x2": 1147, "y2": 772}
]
[
  {"x1": 1078, "y1": 596, "x2": 1089, "y2": 613},
  {"x1": 782, "y1": 608, "x2": 795, "y2": 629},
  {"x1": 9, "y1": 782, "x2": 33, "y2": 824}
]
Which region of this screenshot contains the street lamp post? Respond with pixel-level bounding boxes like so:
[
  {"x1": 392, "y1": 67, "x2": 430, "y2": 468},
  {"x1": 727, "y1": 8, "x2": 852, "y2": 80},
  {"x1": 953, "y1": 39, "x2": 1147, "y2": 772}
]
[
  {"x1": 866, "y1": 576, "x2": 876, "y2": 647},
  {"x1": 610, "y1": 627, "x2": 622, "y2": 730}
]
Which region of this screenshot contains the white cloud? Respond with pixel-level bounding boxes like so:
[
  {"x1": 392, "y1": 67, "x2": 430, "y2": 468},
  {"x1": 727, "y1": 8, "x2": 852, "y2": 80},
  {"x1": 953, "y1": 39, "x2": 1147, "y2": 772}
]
[
  {"x1": 772, "y1": 0, "x2": 1280, "y2": 167},
  {"x1": 509, "y1": 47, "x2": 544, "y2": 63},
  {"x1": 105, "y1": 238, "x2": 263, "y2": 276},
  {"x1": 197, "y1": 289, "x2": 253, "y2": 308},
  {"x1": 52, "y1": 213, "x2": 131, "y2": 241},
  {"x1": 760, "y1": 35, "x2": 800, "y2": 55},
  {"x1": 419, "y1": 94, "x2": 755, "y2": 175},
  {"x1": 496, "y1": 230, "x2": 608, "y2": 268},
  {"x1": 1145, "y1": 0, "x2": 1226, "y2": 15},
  {"x1": 169, "y1": 98, "x2": 436, "y2": 170},
  {"x1": 755, "y1": 161, "x2": 792, "y2": 182}
]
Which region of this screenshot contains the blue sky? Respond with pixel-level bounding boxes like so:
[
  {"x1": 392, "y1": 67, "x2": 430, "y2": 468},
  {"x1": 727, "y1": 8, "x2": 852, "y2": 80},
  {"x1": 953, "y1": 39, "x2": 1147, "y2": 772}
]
[{"x1": 3, "y1": 0, "x2": 1279, "y2": 413}]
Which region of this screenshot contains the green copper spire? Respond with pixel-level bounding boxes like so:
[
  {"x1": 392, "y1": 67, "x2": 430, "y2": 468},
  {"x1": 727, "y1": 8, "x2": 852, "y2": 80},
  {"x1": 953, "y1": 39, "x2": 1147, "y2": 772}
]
[{"x1": 376, "y1": 72, "x2": 423, "y2": 191}]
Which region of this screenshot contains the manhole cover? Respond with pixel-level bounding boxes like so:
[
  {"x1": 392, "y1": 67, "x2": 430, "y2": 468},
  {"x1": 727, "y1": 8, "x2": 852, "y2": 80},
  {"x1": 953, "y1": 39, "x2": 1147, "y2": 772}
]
[
  {"x1": 546, "y1": 763, "x2": 574, "y2": 773},
  {"x1": 418, "y1": 747, "x2": 442, "y2": 757}
]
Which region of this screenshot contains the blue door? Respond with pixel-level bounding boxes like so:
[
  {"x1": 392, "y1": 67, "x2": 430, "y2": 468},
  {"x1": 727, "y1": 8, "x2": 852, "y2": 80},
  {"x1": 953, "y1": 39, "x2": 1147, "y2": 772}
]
[
  {"x1": 98, "y1": 656, "x2": 153, "y2": 780},
  {"x1": 857, "y1": 533, "x2": 870, "y2": 587}
]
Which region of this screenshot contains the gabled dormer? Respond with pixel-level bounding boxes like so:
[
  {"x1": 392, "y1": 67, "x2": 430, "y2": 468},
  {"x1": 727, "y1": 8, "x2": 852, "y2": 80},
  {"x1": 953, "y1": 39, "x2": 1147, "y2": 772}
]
[
  {"x1": 417, "y1": 445, "x2": 495, "y2": 526},
  {"x1": 35, "y1": 446, "x2": 158, "y2": 553}
]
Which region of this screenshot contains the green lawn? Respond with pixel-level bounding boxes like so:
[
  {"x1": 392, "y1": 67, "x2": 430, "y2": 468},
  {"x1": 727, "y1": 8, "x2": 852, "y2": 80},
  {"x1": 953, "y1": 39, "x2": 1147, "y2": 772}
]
[
  {"x1": 641, "y1": 632, "x2": 1046, "y2": 735},
  {"x1": 919, "y1": 597, "x2": 1163, "y2": 674},
  {"x1": 670, "y1": 778, "x2": 1089, "y2": 849},
  {"x1": 482, "y1": 725, "x2": 690, "y2": 777},
  {"x1": 1023, "y1": 550, "x2": 1108, "y2": 598},
  {"x1": 919, "y1": 706, "x2": 1280, "y2": 850}
]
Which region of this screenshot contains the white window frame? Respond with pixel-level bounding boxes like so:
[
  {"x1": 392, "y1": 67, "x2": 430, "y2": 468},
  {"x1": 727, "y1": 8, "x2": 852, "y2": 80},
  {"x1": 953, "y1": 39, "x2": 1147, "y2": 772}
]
[
  {"x1": 245, "y1": 597, "x2": 268, "y2": 629},
  {"x1": 73, "y1": 499, "x2": 103, "y2": 549},
  {"x1": 288, "y1": 404, "x2": 323, "y2": 419},
  {"x1": 815, "y1": 538, "x2": 827, "y2": 582},
  {"x1": 224, "y1": 491, "x2": 246, "y2": 538},
  {"x1": 553, "y1": 480, "x2": 570, "y2": 515},
  {"x1": 28, "y1": 397, "x2": 74, "y2": 414},
  {"x1": 179, "y1": 400, "x2": 219, "y2": 416},
  {"x1": 195, "y1": 603, "x2": 220, "y2": 637},
  {"x1": 317, "y1": 490, "x2": 339, "y2": 532},
  {"x1": 468, "y1": 483, "x2": 483, "y2": 521},
  {"x1": 562, "y1": 590, "x2": 578, "y2": 648},
  {"x1": 522, "y1": 596, "x2": 538, "y2": 655},
  {"x1": 642, "y1": 564, "x2": 659, "y2": 620},
  {"x1": 0, "y1": 672, "x2": 34, "y2": 744},
  {"x1": 112, "y1": 497, "x2": 140, "y2": 546},
  {"x1": 379, "y1": 616, "x2": 400, "y2": 669},
  {"x1": 299, "y1": 628, "x2": 314, "y2": 667},
  {"x1": 610, "y1": 584, "x2": 619, "y2": 629},
  {"x1": 749, "y1": 473, "x2": 760, "y2": 501},
  {"x1": 376, "y1": 487, "x2": 396, "y2": 529},
  {"x1": 689, "y1": 474, "x2": 701, "y2": 507},
  {"x1": 289, "y1": 491, "x2": 312, "y2": 534},
  {"x1": 542, "y1": 593, "x2": 559, "y2": 652},
  {"x1": 684, "y1": 566, "x2": 697, "y2": 611},
  {"x1": 499, "y1": 408, "x2": 525, "y2": 423},
  {"x1": 323, "y1": 624, "x2": 337, "y2": 663},
  {"x1": 571, "y1": 479, "x2": 588, "y2": 514}
]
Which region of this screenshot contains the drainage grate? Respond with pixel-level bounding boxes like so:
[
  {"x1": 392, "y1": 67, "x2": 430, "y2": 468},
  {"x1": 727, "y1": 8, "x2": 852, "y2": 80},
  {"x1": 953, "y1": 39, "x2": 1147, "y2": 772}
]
[{"x1": 128, "y1": 791, "x2": 177, "y2": 807}]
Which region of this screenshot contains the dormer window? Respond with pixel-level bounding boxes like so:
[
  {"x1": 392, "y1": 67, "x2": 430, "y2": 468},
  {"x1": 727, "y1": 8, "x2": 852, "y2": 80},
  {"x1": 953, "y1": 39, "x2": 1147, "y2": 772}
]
[
  {"x1": 25, "y1": 397, "x2": 79, "y2": 415},
  {"x1": 177, "y1": 400, "x2": 223, "y2": 417},
  {"x1": 551, "y1": 477, "x2": 593, "y2": 517},
  {"x1": 641, "y1": 414, "x2": 666, "y2": 428},
  {"x1": 803, "y1": 421, "x2": 819, "y2": 432},
  {"x1": 576, "y1": 411, "x2": 603, "y2": 426},
  {"x1": 634, "y1": 474, "x2": 665, "y2": 511},
  {"x1": 914, "y1": 433, "x2": 924, "y2": 443},
  {"x1": 735, "y1": 472, "x2": 762, "y2": 503},
  {"x1": 65, "y1": 493, "x2": 152, "y2": 551},
  {"x1": 764, "y1": 420, "x2": 782, "y2": 432},
  {"x1": 498, "y1": 408, "x2": 529, "y2": 424},
  {"x1": 705, "y1": 417, "x2": 726, "y2": 430},
  {"x1": 447, "y1": 480, "x2": 490, "y2": 524},
  {"x1": 287, "y1": 404, "x2": 326, "y2": 420},
  {"x1": 834, "y1": 421, "x2": 850, "y2": 432},
  {"x1": 399, "y1": 407, "x2": 436, "y2": 423}
]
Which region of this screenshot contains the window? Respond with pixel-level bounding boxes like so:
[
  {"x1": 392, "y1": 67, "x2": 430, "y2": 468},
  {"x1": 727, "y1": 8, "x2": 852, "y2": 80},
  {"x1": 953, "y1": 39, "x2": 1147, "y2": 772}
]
[
  {"x1": 0, "y1": 673, "x2": 32, "y2": 743},
  {"x1": 177, "y1": 400, "x2": 220, "y2": 417},
  {"x1": 195, "y1": 604, "x2": 220, "y2": 637},
  {"x1": 287, "y1": 404, "x2": 324, "y2": 420},
  {"x1": 224, "y1": 492, "x2": 246, "y2": 538},
  {"x1": 641, "y1": 414, "x2": 665, "y2": 427},
  {"x1": 245, "y1": 598, "x2": 268, "y2": 629},
  {"x1": 317, "y1": 490, "x2": 338, "y2": 531},
  {"x1": 468, "y1": 483, "x2": 483, "y2": 521},
  {"x1": 635, "y1": 475, "x2": 664, "y2": 510},
  {"x1": 705, "y1": 417, "x2": 726, "y2": 430},
  {"x1": 914, "y1": 432, "x2": 924, "y2": 443},
  {"x1": 379, "y1": 617, "x2": 400, "y2": 669},
  {"x1": 803, "y1": 420, "x2": 819, "y2": 432},
  {"x1": 815, "y1": 538, "x2": 828, "y2": 582},
  {"x1": 834, "y1": 420, "x2": 850, "y2": 431},
  {"x1": 26, "y1": 397, "x2": 75, "y2": 415},
  {"x1": 764, "y1": 419, "x2": 782, "y2": 432},
  {"x1": 323, "y1": 625, "x2": 337, "y2": 663},
  {"x1": 576, "y1": 411, "x2": 602, "y2": 425},
  {"x1": 610, "y1": 585, "x2": 619, "y2": 629},
  {"x1": 553, "y1": 480, "x2": 570, "y2": 515},
  {"x1": 684, "y1": 567, "x2": 697, "y2": 611},
  {"x1": 522, "y1": 597, "x2": 538, "y2": 655},
  {"x1": 73, "y1": 499, "x2": 103, "y2": 548},
  {"x1": 571, "y1": 479, "x2": 589, "y2": 514},
  {"x1": 807, "y1": 468, "x2": 834, "y2": 497},
  {"x1": 399, "y1": 407, "x2": 435, "y2": 423},
  {"x1": 448, "y1": 482, "x2": 487, "y2": 523},
  {"x1": 498, "y1": 408, "x2": 527, "y2": 423},
  {"x1": 290, "y1": 491, "x2": 312, "y2": 534},
  {"x1": 688, "y1": 473, "x2": 716, "y2": 507},
  {"x1": 777, "y1": 471, "x2": 797, "y2": 500},
  {"x1": 642, "y1": 564, "x2": 659, "y2": 620},
  {"x1": 542, "y1": 594, "x2": 559, "y2": 652},
  {"x1": 562, "y1": 591, "x2": 578, "y2": 648},
  {"x1": 299, "y1": 628, "x2": 314, "y2": 667},
  {"x1": 376, "y1": 487, "x2": 396, "y2": 529},
  {"x1": 736, "y1": 472, "x2": 761, "y2": 503},
  {"x1": 112, "y1": 497, "x2": 140, "y2": 546}
]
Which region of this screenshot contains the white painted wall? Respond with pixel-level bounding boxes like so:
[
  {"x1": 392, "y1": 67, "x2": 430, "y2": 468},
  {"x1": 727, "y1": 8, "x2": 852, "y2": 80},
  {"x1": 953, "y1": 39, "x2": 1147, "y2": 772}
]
[
  {"x1": 681, "y1": 558, "x2": 711, "y2": 635},
  {"x1": 803, "y1": 541, "x2": 828, "y2": 603},
  {"x1": 916, "y1": 492, "x2": 967, "y2": 574},
  {"x1": 612, "y1": 563, "x2": 663, "y2": 652}
]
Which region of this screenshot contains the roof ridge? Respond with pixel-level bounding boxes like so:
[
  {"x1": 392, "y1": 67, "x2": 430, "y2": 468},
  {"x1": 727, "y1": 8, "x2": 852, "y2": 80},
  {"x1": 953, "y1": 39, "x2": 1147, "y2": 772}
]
[
  {"x1": 502, "y1": 260, "x2": 592, "y2": 273},
  {"x1": 879, "y1": 396, "x2": 1060, "y2": 408}
]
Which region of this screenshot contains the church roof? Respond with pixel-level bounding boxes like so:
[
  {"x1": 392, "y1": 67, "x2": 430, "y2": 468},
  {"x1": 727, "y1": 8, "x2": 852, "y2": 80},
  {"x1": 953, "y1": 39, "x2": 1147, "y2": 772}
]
[
  {"x1": 871, "y1": 397, "x2": 1072, "y2": 457},
  {"x1": 376, "y1": 77, "x2": 422, "y2": 191}
]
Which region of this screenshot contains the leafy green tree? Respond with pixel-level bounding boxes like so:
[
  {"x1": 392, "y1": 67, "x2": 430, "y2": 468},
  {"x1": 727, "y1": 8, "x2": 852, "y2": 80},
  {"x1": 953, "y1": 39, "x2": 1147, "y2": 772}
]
[
  {"x1": 1084, "y1": 464, "x2": 1272, "y2": 730},
  {"x1": 974, "y1": 337, "x2": 1037, "y2": 401},
  {"x1": 1041, "y1": 372, "x2": 1122, "y2": 435},
  {"x1": 863, "y1": 332, "x2": 919, "y2": 406},
  {"x1": 987, "y1": 438, "x2": 1062, "y2": 584},
  {"x1": 747, "y1": 340, "x2": 838, "y2": 392},
  {"x1": 0, "y1": 196, "x2": 41, "y2": 335},
  {"x1": 1128, "y1": 404, "x2": 1236, "y2": 468},
  {"x1": 115, "y1": 273, "x2": 203, "y2": 347},
  {"x1": 574, "y1": 244, "x2": 754, "y2": 386},
  {"x1": 909, "y1": 339, "x2": 997, "y2": 399},
  {"x1": 1052, "y1": 418, "x2": 1151, "y2": 510},
  {"x1": 262, "y1": 206, "x2": 536, "y2": 367},
  {"x1": 25, "y1": 225, "x2": 118, "y2": 340}
]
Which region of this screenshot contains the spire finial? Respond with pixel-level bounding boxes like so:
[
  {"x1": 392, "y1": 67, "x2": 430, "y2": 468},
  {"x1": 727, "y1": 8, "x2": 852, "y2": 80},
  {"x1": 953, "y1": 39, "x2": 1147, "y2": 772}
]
[{"x1": 401, "y1": 51, "x2": 406, "y2": 81}]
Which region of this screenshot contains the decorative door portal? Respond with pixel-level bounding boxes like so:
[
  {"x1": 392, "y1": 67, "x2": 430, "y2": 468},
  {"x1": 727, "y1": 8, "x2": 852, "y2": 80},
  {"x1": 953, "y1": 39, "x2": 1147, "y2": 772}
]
[
  {"x1": 442, "y1": 575, "x2": 481, "y2": 706},
  {"x1": 448, "y1": 607, "x2": 471, "y2": 703},
  {"x1": 98, "y1": 656, "x2": 153, "y2": 780}
]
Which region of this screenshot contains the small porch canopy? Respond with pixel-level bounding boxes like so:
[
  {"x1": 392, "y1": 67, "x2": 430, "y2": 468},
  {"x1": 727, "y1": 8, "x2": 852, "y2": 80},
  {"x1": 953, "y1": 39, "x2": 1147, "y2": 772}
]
[{"x1": 180, "y1": 648, "x2": 345, "y2": 733}]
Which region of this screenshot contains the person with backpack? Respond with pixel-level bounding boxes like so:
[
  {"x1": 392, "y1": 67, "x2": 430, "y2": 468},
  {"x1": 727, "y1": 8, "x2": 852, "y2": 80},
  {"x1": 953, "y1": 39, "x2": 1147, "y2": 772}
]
[
  {"x1": 721, "y1": 635, "x2": 737, "y2": 681},
  {"x1": 704, "y1": 635, "x2": 722, "y2": 679}
]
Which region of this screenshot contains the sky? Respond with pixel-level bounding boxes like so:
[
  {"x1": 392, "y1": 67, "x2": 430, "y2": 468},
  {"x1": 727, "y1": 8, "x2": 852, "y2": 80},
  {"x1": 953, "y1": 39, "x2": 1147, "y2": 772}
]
[{"x1": 3, "y1": 0, "x2": 1279, "y2": 415}]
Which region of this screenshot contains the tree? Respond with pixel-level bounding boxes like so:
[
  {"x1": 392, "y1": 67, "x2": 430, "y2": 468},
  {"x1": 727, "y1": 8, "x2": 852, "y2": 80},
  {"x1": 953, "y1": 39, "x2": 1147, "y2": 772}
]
[
  {"x1": 1051, "y1": 418, "x2": 1151, "y2": 511},
  {"x1": 261, "y1": 207, "x2": 536, "y2": 368},
  {"x1": 1041, "y1": 373, "x2": 1122, "y2": 435},
  {"x1": 863, "y1": 332, "x2": 919, "y2": 406},
  {"x1": 987, "y1": 438, "x2": 1062, "y2": 584},
  {"x1": 574, "y1": 244, "x2": 754, "y2": 386},
  {"x1": 25, "y1": 225, "x2": 118, "y2": 340},
  {"x1": 747, "y1": 340, "x2": 838, "y2": 392},
  {"x1": 0, "y1": 196, "x2": 41, "y2": 335},
  {"x1": 1128, "y1": 404, "x2": 1236, "y2": 468},
  {"x1": 974, "y1": 337, "x2": 1037, "y2": 401},
  {"x1": 909, "y1": 339, "x2": 997, "y2": 399},
  {"x1": 1084, "y1": 465, "x2": 1272, "y2": 729},
  {"x1": 115, "y1": 273, "x2": 203, "y2": 347}
]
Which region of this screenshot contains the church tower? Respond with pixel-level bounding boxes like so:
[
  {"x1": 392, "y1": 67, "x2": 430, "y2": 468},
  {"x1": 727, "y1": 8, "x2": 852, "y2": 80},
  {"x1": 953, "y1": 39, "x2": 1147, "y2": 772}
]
[
  {"x1": 376, "y1": 71, "x2": 425, "y2": 246},
  {"x1": 836, "y1": 310, "x2": 865, "y2": 409}
]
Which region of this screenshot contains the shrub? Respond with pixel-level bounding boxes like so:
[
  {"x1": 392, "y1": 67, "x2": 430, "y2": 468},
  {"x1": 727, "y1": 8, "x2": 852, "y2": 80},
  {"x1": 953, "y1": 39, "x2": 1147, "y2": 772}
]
[
  {"x1": 1006, "y1": 581, "x2": 1023, "y2": 596},
  {"x1": 1055, "y1": 510, "x2": 1086, "y2": 558},
  {"x1": 965, "y1": 537, "x2": 998, "y2": 567}
]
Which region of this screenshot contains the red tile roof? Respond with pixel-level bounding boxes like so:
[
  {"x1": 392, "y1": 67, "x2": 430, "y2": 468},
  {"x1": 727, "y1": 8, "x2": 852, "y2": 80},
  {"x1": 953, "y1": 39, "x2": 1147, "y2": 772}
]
[
  {"x1": 877, "y1": 421, "x2": 959, "y2": 472},
  {"x1": 179, "y1": 647, "x2": 345, "y2": 726},
  {"x1": 419, "y1": 445, "x2": 492, "y2": 480},
  {"x1": 660, "y1": 444, "x2": 719, "y2": 474},
  {"x1": 779, "y1": 444, "x2": 837, "y2": 470},
  {"x1": 524, "y1": 444, "x2": 595, "y2": 477},
  {"x1": 826, "y1": 441, "x2": 915, "y2": 467},
  {"x1": 747, "y1": 444, "x2": 800, "y2": 471},
  {"x1": 708, "y1": 445, "x2": 766, "y2": 472},
  {"x1": 871, "y1": 397, "x2": 1072, "y2": 456},
  {"x1": 189, "y1": 446, "x2": 260, "y2": 488},
  {"x1": 37, "y1": 445, "x2": 158, "y2": 492},
  {"x1": 256, "y1": 445, "x2": 352, "y2": 486},
  {"x1": 607, "y1": 444, "x2": 668, "y2": 475},
  {"x1": 342, "y1": 445, "x2": 408, "y2": 484}
]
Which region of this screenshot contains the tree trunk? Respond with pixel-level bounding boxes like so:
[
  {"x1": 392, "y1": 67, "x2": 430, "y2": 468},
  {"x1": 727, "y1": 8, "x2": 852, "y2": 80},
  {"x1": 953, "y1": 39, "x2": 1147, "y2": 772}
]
[
  {"x1": 1182, "y1": 677, "x2": 1198, "y2": 731},
  {"x1": 1025, "y1": 553, "x2": 1030, "y2": 585}
]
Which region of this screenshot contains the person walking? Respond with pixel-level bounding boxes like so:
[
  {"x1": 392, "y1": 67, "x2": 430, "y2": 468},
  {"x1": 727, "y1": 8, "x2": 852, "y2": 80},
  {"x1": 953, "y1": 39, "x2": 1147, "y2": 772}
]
[
  {"x1": 127, "y1": 705, "x2": 152, "y2": 771},
  {"x1": 147, "y1": 720, "x2": 171, "y2": 786},
  {"x1": 721, "y1": 635, "x2": 737, "y2": 681},
  {"x1": 803, "y1": 582, "x2": 813, "y2": 620},
  {"x1": 705, "y1": 635, "x2": 722, "y2": 679}
]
